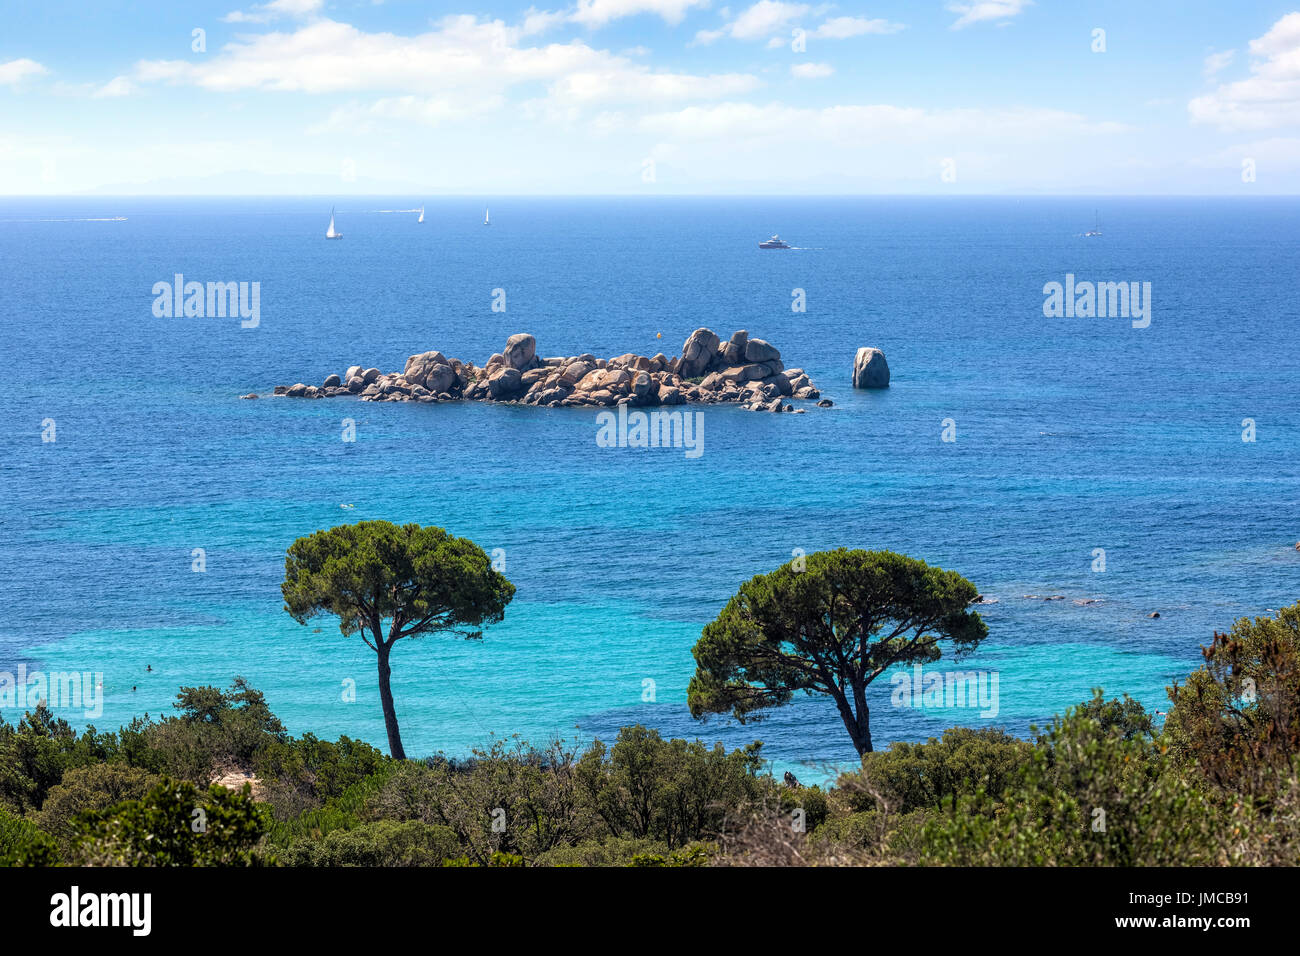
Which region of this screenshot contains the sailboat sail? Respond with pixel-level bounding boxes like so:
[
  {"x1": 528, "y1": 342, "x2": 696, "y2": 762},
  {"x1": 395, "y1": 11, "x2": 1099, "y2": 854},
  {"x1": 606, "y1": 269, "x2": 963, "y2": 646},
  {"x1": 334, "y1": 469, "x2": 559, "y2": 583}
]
[
  {"x1": 484, "y1": 208, "x2": 490, "y2": 226},
  {"x1": 417, "y1": 206, "x2": 424, "y2": 224},
  {"x1": 326, "y1": 206, "x2": 341, "y2": 239}
]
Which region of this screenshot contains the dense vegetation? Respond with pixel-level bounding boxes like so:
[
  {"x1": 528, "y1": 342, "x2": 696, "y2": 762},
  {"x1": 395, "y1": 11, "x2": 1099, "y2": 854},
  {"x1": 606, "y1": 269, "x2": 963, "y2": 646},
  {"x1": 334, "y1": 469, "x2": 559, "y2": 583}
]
[{"x1": 2, "y1": 600, "x2": 1298, "y2": 866}]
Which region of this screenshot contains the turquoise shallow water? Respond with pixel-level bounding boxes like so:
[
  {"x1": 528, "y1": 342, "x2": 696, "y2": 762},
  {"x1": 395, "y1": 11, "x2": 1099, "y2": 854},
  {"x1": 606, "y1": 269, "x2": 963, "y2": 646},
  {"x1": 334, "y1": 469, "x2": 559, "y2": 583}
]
[{"x1": 1, "y1": 196, "x2": 1298, "y2": 780}]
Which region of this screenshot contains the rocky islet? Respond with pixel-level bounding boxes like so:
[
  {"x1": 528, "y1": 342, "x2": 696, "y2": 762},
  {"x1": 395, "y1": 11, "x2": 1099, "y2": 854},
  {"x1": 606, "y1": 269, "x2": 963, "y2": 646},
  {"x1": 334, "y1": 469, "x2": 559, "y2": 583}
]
[{"x1": 265, "y1": 328, "x2": 840, "y2": 414}]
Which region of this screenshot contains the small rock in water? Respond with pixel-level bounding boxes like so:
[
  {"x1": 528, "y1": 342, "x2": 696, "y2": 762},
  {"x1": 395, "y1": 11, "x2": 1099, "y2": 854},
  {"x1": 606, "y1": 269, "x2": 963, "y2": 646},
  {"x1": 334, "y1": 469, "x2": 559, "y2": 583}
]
[
  {"x1": 1149, "y1": 612, "x2": 1161, "y2": 618},
  {"x1": 239, "y1": 393, "x2": 258, "y2": 400}
]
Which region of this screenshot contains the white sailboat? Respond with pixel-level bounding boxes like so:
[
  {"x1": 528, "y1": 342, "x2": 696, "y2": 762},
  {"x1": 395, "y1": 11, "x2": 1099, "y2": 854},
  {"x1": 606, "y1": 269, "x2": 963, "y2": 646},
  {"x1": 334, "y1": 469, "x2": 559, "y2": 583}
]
[
  {"x1": 1084, "y1": 209, "x2": 1102, "y2": 238},
  {"x1": 484, "y1": 207, "x2": 490, "y2": 226},
  {"x1": 417, "y1": 205, "x2": 424, "y2": 224},
  {"x1": 326, "y1": 207, "x2": 342, "y2": 240}
]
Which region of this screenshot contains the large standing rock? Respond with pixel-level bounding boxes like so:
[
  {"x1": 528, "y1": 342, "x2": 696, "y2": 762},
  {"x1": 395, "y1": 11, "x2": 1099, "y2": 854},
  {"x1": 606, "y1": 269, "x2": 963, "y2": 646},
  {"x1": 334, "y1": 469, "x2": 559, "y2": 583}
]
[
  {"x1": 503, "y1": 334, "x2": 537, "y2": 370},
  {"x1": 722, "y1": 330, "x2": 748, "y2": 365},
  {"x1": 744, "y1": 338, "x2": 780, "y2": 363},
  {"x1": 852, "y1": 347, "x2": 890, "y2": 388},
  {"x1": 680, "y1": 328, "x2": 721, "y2": 378}
]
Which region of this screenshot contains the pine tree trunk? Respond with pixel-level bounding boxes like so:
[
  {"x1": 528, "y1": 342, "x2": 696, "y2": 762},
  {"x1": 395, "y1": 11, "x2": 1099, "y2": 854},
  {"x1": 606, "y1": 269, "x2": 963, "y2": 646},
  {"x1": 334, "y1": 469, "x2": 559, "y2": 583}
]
[
  {"x1": 376, "y1": 641, "x2": 406, "y2": 760},
  {"x1": 832, "y1": 686, "x2": 874, "y2": 755}
]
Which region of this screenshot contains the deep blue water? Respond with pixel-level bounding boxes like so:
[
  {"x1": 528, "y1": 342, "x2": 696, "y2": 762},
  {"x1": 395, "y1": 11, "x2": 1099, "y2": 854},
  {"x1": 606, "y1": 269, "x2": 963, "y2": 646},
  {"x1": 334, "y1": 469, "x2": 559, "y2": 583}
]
[{"x1": 1, "y1": 195, "x2": 1297, "y2": 780}]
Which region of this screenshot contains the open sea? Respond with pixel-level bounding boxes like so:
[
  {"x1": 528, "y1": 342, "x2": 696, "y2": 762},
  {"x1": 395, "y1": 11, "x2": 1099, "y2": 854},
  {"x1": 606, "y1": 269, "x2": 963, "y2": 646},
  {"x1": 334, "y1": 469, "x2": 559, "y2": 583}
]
[{"x1": 1, "y1": 195, "x2": 1297, "y2": 780}]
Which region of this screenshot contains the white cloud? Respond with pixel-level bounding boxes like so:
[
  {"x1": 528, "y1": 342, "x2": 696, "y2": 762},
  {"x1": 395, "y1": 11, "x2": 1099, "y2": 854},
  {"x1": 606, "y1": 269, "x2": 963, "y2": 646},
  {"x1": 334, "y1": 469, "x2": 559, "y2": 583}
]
[
  {"x1": 1203, "y1": 49, "x2": 1235, "y2": 78},
  {"x1": 137, "y1": 18, "x2": 621, "y2": 94},
  {"x1": 813, "y1": 16, "x2": 904, "y2": 39},
  {"x1": 93, "y1": 76, "x2": 135, "y2": 98},
  {"x1": 133, "y1": 15, "x2": 759, "y2": 122},
  {"x1": 791, "y1": 62, "x2": 833, "y2": 78},
  {"x1": 309, "y1": 93, "x2": 504, "y2": 132},
  {"x1": 224, "y1": 0, "x2": 323, "y2": 24},
  {"x1": 696, "y1": 1, "x2": 810, "y2": 44},
  {"x1": 0, "y1": 58, "x2": 48, "y2": 86},
  {"x1": 728, "y1": 1, "x2": 811, "y2": 39},
  {"x1": 946, "y1": 0, "x2": 1033, "y2": 30},
  {"x1": 1190, "y1": 13, "x2": 1300, "y2": 130},
  {"x1": 638, "y1": 101, "x2": 1128, "y2": 144},
  {"x1": 521, "y1": 7, "x2": 570, "y2": 35},
  {"x1": 570, "y1": 0, "x2": 709, "y2": 27},
  {"x1": 697, "y1": 3, "x2": 901, "y2": 45},
  {"x1": 552, "y1": 69, "x2": 760, "y2": 103}
]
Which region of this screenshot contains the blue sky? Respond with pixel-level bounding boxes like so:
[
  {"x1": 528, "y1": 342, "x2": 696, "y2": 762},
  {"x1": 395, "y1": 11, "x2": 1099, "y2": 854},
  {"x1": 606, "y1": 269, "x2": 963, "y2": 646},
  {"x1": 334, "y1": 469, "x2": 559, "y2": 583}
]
[{"x1": 2, "y1": 0, "x2": 1298, "y2": 193}]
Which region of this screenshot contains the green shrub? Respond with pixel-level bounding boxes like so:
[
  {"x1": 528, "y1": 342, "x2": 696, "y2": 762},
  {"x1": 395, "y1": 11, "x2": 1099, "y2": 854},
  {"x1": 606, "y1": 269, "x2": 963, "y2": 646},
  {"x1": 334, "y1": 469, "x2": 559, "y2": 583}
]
[
  {"x1": 534, "y1": 836, "x2": 670, "y2": 867},
  {"x1": 281, "y1": 819, "x2": 460, "y2": 866},
  {"x1": 0, "y1": 806, "x2": 59, "y2": 866},
  {"x1": 841, "y1": 727, "x2": 1032, "y2": 815},
  {"x1": 443, "y1": 851, "x2": 527, "y2": 867},
  {"x1": 1164, "y1": 602, "x2": 1300, "y2": 803},
  {"x1": 780, "y1": 784, "x2": 829, "y2": 832},
  {"x1": 255, "y1": 733, "x2": 387, "y2": 820},
  {"x1": 574, "y1": 725, "x2": 770, "y2": 849},
  {"x1": 0, "y1": 705, "x2": 118, "y2": 813},
  {"x1": 74, "y1": 777, "x2": 271, "y2": 866},
  {"x1": 264, "y1": 764, "x2": 398, "y2": 848},
  {"x1": 33, "y1": 762, "x2": 159, "y2": 854},
  {"x1": 120, "y1": 679, "x2": 287, "y2": 783},
  {"x1": 629, "y1": 844, "x2": 713, "y2": 867},
  {"x1": 919, "y1": 695, "x2": 1226, "y2": 866},
  {"x1": 368, "y1": 737, "x2": 595, "y2": 861}
]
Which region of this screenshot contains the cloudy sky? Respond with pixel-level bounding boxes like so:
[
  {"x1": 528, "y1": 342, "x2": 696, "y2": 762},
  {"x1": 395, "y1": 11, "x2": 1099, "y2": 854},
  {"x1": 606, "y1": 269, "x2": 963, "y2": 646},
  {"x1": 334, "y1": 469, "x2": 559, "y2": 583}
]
[{"x1": 2, "y1": 0, "x2": 1298, "y2": 193}]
